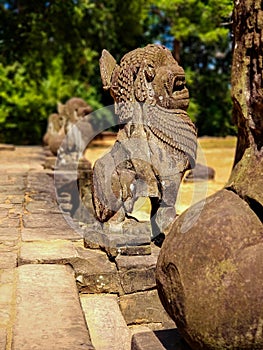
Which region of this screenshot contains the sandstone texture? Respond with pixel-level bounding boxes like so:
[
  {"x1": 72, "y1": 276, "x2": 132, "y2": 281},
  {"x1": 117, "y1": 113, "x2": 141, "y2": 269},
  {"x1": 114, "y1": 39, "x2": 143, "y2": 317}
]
[
  {"x1": 12, "y1": 264, "x2": 94, "y2": 350},
  {"x1": 80, "y1": 294, "x2": 131, "y2": 350},
  {"x1": 157, "y1": 189, "x2": 263, "y2": 349},
  {"x1": 120, "y1": 289, "x2": 175, "y2": 329},
  {"x1": 0, "y1": 143, "x2": 181, "y2": 349}
]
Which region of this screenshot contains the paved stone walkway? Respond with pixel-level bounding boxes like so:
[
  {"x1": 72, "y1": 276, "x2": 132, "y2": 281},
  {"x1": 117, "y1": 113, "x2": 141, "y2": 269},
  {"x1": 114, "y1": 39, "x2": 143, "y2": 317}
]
[
  {"x1": 0, "y1": 145, "x2": 188, "y2": 350},
  {"x1": 0, "y1": 146, "x2": 94, "y2": 350}
]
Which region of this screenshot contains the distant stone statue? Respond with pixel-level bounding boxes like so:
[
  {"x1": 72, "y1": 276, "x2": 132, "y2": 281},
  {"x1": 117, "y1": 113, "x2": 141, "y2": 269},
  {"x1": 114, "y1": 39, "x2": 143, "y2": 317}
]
[
  {"x1": 57, "y1": 97, "x2": 93, "y2": 135},
  {"x1": 43, "y1": 113, "x2": 65, "y2": 155},
  {"x1": 43, "y1": 97, "x2": 93, "y2": 157},
  {"x1": 92, "y1": 44, "x2": 197, "y2": 236},
  {"x1": 53, "y1": 97, "x2": 94, "y2": 165},
  {"x1": 51, "y1": 97, "x2": 94, "y2": 227}
]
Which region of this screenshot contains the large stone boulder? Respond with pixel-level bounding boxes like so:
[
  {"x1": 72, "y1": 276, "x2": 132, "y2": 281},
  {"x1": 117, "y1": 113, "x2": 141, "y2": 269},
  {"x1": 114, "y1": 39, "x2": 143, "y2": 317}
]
[
  {"x1": 156, "y1": 189, "x2": 263, "y2": 349},
  {"x1": 156, "y1": 2, "x2": 263, "y2": 348}
]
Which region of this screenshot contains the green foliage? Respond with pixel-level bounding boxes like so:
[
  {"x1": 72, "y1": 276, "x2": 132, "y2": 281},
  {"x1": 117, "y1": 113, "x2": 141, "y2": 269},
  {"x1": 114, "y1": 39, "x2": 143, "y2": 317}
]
[
  {"x1": 0, "y1": 0, "x2": 234, "y2": 143},
  {"x1": 153, "y1": 0, "x2": 232, "y2": 44},
  {"x1": 0, "y1": 56, "x2": 101, "y2": 144},
  {"x1": 0, "y1": 0, "x2": 150, "y2": 143},
  {"x1": 148, "y1": 0, "x2": 234, "y2": 136}
]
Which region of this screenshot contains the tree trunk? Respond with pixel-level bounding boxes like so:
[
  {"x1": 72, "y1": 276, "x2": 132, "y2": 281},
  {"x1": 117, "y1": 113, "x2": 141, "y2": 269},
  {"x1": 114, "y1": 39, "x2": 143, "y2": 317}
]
[
  {"x1": 172, "y1": 38, "x2": 181, "y2": 63},
  {"x1": 228, "y1": 0, "x2": 263, "y2": 215}
]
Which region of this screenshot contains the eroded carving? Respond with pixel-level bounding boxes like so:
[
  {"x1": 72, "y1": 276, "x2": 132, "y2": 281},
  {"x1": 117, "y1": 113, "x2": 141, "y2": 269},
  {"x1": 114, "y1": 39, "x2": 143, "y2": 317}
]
[
  {"x1": 55, "y1": 97, "x2": 94, "y2": 165},
  {"x1": 92, "y1": 44, "x2": 197, "y2": 236},
  {"x1": 43, "y1": 113, "x2": 65, "y2": 156},
  {"x1": 43, "y1": 97, "x2": 93, "y2": 157},
  {"x1": 57, "y1": 97, "x2": 93, "y2": 135}
]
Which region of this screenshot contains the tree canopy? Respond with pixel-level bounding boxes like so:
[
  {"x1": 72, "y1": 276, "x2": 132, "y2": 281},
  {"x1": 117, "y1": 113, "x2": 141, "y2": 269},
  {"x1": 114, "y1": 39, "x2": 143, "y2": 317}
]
[
  {"x1": 147, "y1": 0, "x2": 234, "y2": 135},
  {"x1": 0, "y1": 0, "x2": 234, "y2": 144}
]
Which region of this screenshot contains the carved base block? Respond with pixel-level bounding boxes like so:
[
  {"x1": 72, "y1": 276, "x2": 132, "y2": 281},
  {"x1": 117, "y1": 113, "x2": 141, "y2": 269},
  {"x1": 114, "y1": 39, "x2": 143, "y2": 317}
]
[{"x1": 83, "y1": 219, "x2": 152, "y2": 257}]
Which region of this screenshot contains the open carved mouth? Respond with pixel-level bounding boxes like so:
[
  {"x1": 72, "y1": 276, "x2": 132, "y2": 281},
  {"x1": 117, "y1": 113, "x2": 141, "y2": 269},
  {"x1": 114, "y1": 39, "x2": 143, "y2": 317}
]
[{"x1": 172, "y1": 75, "x2": 187, "y2": 97}]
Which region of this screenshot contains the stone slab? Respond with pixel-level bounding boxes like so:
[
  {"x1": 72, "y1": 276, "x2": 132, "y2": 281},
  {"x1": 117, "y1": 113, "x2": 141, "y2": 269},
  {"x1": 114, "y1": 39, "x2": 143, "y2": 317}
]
[
  {"x1": 0, "y1": 284, "x2": 13, "y2": 327},
  {"x1": 0, "y1": 240, "x2": 18, "y2": 251},
  {"x1": 0, "y1": 304, "x2": 11, "y2": 326},
  {"x1": 22, "y1": 213, "x2": 70, "y2": 229},
  {"x1": 103, "y1": 236, "x2": 151, "y2": 257},
  {"x1": 0, "y1": 144, "x2": 15, "y2": 151},
  {"x1": 80, "y1": 294, "x2": 131, "y2": 350},
  {"x1": 8, "y1": 206, "x2": 23, "y2": 216},
  {"x1": 131, "y1": 330, "x2": 167, "y2": 350},
  {"x1": 21, "y1": 227, "x2": 81, "y2": 241},
  {"x1": 0, "y1": 204, "x2": 13, "y2": 210},
  {"x1": 119, "y1": 290, "x2": 176, "y2": 329},
  {"x1": 0, "y1": 228, "x2": 20, "y2": 250},
  {"x1": 18, "y1": 241, "x2": 120, "y2": 293},
  {"x1": 28, "y1": 192, "x2": 56, "y2": 201},
  {"x1": 75, "y1": 247, "x2": 120, "y2": 293},
  {"x1": 0, "y1": 174, "x2": 9, "y2": 182},
  {"x1": 0, "y1": 284, "x2": 13, "y2": 304},
  {"x1": 2, "y1": 195, "x2": 24, "y2": 205},
  {"x1": 131, "y1": 328, "x2": 191, "y2": 350},
  {"x1": 0, "y1": 328, "x2": 7, "y2": 350},
  {"x1": 116, "y1": 245, "x2": 160, "y2": 294},
  {"x1": 0, "y1": 252, "x2": 17, "y2": 269},
  {"x1": 0, "y1": 209, "x2": 9, "y2": 219},
  {"x1": 129, "y1": 325, "x2": 153, "y2": 335},
  {"x1": 0, "y1": 217, "x2": 20, "y2": 228},
  {"x1": 25, "y1": 200, "x2": 61, "y2": 214},
  {"x1": 5, "y1": 172, "x2": 26, "y2": 181},
  {"x1": 84, "y1": 220, "x2": 152, "y2": 257},
  {"x1": 0, "y1": 269, "x2": 15, "y2": 284},
  {"x1": 0, "y1": 228, "x2": 20, "y2": 239},
  {"x1": 12, "y1": 264, "x2": 94, "y2": 350},
  {"x1": 18, "y1": 240, "x2": 78, "y2": 264},
  {"x1": 0, "y1": 185, "x2": 25, "y2": 194},
  {"x1": 26, "y1": 171, "x2": 54, "y2": 189}
]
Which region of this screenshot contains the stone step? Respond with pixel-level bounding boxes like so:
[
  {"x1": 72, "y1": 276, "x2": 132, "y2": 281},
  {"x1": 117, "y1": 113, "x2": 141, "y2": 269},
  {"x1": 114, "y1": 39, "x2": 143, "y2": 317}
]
[
  {"x1": 119, "y1": 289, "x2": 175, "y2": 329},
  {"x1": 12, "y1": 264, "x2": 94, "y2": 350},
  {"x1": 18, "y1": 240, "x2": 120, "y2": 294},
  {"x1": 80, "y1": 294, "x2": 131, "y2": 350},
  {"x1": 131, "y1": 328, "x2": 191, "y2": 350},
  {"x1": 0, "y1": 144, "x2": 15, "y2": 151}
]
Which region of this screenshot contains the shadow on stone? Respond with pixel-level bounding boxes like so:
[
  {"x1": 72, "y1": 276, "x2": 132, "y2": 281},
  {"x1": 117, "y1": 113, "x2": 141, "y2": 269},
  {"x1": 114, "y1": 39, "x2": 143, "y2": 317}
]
[{"x1": 131, "y1": 328, "x2": 191, "y2": 350}]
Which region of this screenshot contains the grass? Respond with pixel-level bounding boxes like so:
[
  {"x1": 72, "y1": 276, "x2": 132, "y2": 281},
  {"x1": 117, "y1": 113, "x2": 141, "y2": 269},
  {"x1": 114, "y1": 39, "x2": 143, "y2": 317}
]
[
  {"x1": 177, "y1": 136, "x2": 236, "y2": 214},
  {"x1": 198, "y1": 136, "x2": 237, "y2": 149}
]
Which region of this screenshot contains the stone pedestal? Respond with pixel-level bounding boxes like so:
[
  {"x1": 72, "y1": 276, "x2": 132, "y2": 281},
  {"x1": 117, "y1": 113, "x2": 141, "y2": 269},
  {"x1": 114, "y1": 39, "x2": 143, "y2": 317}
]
[{"x1": 83, "y1": 219, "x2": 152, "y2": 257}]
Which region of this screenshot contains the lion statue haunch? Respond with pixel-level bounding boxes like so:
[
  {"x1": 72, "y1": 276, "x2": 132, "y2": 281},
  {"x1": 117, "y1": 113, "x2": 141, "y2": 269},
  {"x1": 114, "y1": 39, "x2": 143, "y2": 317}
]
[{"x1": 92, "y1": 44, "x2": 197, "y2": 235}]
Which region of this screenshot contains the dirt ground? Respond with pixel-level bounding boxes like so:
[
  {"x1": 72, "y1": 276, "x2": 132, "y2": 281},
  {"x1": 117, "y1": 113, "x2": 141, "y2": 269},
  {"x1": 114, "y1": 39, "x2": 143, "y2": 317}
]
[{"x1": 85, "y1": 136, "x2": 237, "y2": 219}]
